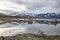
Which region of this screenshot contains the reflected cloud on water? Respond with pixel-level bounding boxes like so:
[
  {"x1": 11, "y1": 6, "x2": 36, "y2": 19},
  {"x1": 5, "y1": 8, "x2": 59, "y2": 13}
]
[{"x1": 0, "y1": 20, "x2": 60, "y2": 36}]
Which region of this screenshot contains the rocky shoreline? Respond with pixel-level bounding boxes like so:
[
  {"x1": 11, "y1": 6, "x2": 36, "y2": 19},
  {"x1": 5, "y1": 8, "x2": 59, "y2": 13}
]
[{"x1": 0, "y1": 33, "x2": 60, "y2": 40}]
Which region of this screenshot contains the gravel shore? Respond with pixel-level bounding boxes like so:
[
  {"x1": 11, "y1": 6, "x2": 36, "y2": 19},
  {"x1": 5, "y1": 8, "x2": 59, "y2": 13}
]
[{"x1": 0, "y1": 33, "x2": 60, "y2": 40}]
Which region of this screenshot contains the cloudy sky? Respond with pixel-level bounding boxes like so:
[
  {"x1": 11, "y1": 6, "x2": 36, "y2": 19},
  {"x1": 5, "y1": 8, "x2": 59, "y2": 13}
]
[{"x1": 0, "y1": 0, "x2": 60, "y2": 14}]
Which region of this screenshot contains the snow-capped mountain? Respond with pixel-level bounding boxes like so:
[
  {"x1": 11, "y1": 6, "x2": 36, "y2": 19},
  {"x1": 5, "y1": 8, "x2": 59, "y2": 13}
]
[
  {"x1": 0, "y1": 10, "x2": 36, "y2": 17},
  {"x1": 8, "y1": 12, "x2": 60, "y2": 18},
  {"x1": 9, "y1": 12, "x2": 36, "y2": 17},
  {"x1": 0, "y1": 10, "x2": 60, "y2": 18},
  {"x1": 36, "y1": 13, "x2": 60, "y2": 18}
]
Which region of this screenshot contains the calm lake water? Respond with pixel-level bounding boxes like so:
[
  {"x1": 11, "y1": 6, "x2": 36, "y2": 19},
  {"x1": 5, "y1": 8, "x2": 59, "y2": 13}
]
[{"x1": 0, "y1": 20, "x2": 60, "y2": 36}]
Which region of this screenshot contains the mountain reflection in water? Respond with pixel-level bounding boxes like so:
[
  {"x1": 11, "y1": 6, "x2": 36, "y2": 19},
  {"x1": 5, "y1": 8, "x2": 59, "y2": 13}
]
[
  {"x1": 0, "y1": 20, "x2": 60, "y2": 26},
  {"x1": 0, "y1": 19, "x2": 60, "y2": 36}
]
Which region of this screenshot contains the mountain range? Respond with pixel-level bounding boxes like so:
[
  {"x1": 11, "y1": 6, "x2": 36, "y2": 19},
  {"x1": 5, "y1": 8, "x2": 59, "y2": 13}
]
[
  {"x1": 9, "y1": 12, "x2": 36, "y2": 17},
  {"x1": 9, "y1": 12, "x2": 60, "y2": 18},
  {"x1": 36, "y1": 13, "x2": 60, "y2": 18},
  {"x1": 0, "y1": 10, "x2": 60, "y2": 18}
]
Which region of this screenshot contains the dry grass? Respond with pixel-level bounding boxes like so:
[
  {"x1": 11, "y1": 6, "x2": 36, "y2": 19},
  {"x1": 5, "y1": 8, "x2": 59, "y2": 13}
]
[{"x1": 0, "y1": 33, "x2": 60, "y2": 40}]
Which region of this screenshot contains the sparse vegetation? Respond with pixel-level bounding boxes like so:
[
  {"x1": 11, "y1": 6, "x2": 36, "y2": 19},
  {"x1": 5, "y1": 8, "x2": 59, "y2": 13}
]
[
  {"x1": 0, "y1": 33, "x2": 60, "y2": 40},
  {"x1": 0, "y1": 30, "x2": 60, "y2": 40}
]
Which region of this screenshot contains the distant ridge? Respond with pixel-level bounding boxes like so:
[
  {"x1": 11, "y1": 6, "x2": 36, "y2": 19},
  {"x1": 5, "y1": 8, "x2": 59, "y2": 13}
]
[
  {"x1": 9, "y1": 12, "x2": 60, "y2": 18},
  {"x1": 0, "y1": 10, "x2": 60, "y2": 18},
  {"x1": 0, "y1": 13, "x2": 9, "y2": 16},
  {"x1": 36, "y1": 13, "x2": 60, "y2": 18}
]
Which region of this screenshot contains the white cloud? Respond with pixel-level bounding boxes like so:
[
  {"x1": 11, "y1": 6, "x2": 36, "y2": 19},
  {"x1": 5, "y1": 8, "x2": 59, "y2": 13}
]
[
  {"x1": 0, "y1": 0, "x2": 60, "y2": 14},
  {"x1": 30, "y1": 0, "x2": 60, "y2": 13},
  {"x1": 0, "y1": 0, "x2": 27, "y2": 12}
]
